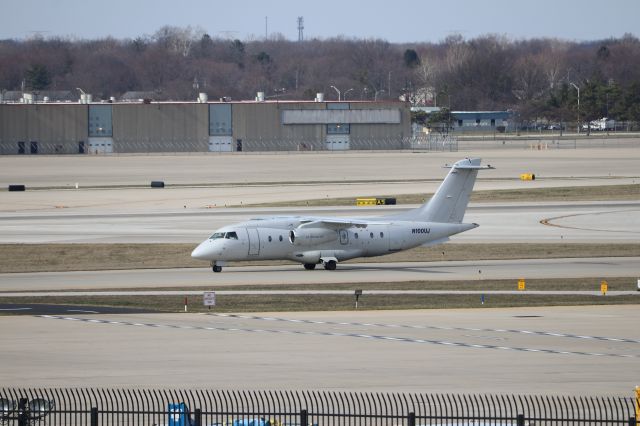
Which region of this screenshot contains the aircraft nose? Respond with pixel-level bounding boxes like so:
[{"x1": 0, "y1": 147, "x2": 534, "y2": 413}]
[{"x1": 191, "y1": 241, "x2": 213, "y2": 260}]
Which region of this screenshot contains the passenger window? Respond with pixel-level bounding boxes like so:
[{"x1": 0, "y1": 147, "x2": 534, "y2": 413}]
[
  {"x1": 279, "y1": 235, "x2": 283, "y2": 242},
  {"x1": 354, "y1": 233, "x2": 359, "y2": 239},
  {"x1": 370, "y1": 232, "x2": 374, "y2": 238},
  {"x1": 209, "y1": 232, "x2": 225, "y2": 240},
  {"x1": 268, "y1": 236, "x2": 272, "y2": 242},
  {"x1": 225, "y1": 232, "x2": 238, "y2": 240},
  {"x1": 380, "y1": 232, "x2": 384, "y2": 238}
]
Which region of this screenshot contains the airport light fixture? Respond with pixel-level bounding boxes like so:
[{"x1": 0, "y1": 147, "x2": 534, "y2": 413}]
[
  {"x1": 330, "y1": 85, "x2": 341, "y2": 101},
  {"x1": 570, "y1": 82, "x2": 580, "y2": 133},
  {"x1": 343, "y1": 88, "x2": 354, "y2": 100}
]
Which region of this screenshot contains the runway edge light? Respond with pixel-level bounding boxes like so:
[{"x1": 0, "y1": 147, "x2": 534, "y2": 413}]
[{"x1": 600, "y1": 280, "x2": 608, "y2": 296}]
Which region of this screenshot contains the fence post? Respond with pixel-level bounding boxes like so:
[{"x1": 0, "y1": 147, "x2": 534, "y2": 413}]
[
  {"x1": 517, "y1": 414, "x2": 525, "y2": 426},
  {"x1": 300, "y1": 409, "x2": 308, "y2": 426},
  {"x1": 90, "y1": 407, "x2": 98, "y2": 426},
  {"x1": 18, "y1": 398, "x2": 28, "y2": 426},
  {"x1": 194, "y1": 408, "x2": 202, "y2": 426},
  {"x1": 408, "y1": 411, "x2": 416, "y2": 426}
]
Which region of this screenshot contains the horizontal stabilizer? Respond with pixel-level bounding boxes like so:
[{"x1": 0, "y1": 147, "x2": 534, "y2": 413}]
[{"x1": 445, "y1": 162, "x2": 495, "y2": 170}]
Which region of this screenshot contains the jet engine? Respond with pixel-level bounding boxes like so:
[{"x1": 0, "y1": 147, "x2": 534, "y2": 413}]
[{"x1": 289, "y1": 227, "x2": 337, "y2": 246}]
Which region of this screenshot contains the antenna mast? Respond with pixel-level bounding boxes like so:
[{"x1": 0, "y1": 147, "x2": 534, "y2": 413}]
[{"x1": 297, "y1": 16, "x2": 304, "y2": 42}]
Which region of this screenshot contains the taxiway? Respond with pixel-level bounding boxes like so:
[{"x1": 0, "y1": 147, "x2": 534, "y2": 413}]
[{"x1": 0, "y1": 306, "x2": 638, "y2": 393}]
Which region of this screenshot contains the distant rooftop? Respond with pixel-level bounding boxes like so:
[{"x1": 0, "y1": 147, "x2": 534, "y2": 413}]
[
  {"x1": 120, "y1": 91, "x2": 165, "y2": 101},
  {"x1": 1, "y1": 90, "x2": 75, "y2": 102}
]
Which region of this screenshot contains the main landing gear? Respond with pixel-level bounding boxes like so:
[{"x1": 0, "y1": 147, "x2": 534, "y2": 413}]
[
  {"x1": 302, "y1": 258, "x2": 338, "y2": 271},
  {"x1": 323, "y1": 260, "x2": 337, "y2": 270},
  {"x1": 212, "y1": 265, "x2": 222, "y2": 273}
]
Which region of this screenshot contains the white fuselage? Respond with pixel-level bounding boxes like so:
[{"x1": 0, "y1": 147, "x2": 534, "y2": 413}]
[{"x1": 191, "y1": 216, "x2": 476, "y2": 265}]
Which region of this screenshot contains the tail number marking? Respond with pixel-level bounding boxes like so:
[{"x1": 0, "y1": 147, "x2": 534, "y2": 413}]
[{"x1": 412, "y1": 228, "x2": 431, "y2": 234}]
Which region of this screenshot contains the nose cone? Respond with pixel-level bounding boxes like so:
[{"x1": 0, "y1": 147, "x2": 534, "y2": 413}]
[{"x1": 191, "y1": 241, "x2": 213, "y2": 260}]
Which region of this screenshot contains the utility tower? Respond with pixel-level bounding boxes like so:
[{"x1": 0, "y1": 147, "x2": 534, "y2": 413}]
[{"x1": 297, "y1": 16, "x2": 304, "y2": 42}]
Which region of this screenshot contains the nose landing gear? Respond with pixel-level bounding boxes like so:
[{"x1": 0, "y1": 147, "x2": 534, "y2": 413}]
[{"x1": 210, "y1": 261, "x2": 225, "y2": 273}]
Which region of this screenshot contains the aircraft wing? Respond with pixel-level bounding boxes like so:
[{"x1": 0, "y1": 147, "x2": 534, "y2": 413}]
[{"x1": 298, "y1": 218, "x2": 388, "y2": 230}]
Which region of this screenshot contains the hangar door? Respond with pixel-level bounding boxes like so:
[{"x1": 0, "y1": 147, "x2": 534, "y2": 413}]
[{"x1": 209, "y1": 104, "x2": 233, "y2": 152}]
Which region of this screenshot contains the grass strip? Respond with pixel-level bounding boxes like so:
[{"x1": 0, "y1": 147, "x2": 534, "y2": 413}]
[
  {"x1": 2, "y1": 243, "x2": 640, "y2": 273},
  {"x1": 2, "y1": 293, "x2": 638, "y2": 314},
  {"x1": 246, "y1": 184, "x2": 640, "y2": 207},
  {"x1": 2, "y1": 278, "x2": 637, "y2": 314}
]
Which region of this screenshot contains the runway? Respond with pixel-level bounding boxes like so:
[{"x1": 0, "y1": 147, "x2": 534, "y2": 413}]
[
  {"x1": 1, "y1": 306, "x2": 638, "y2": 393},
  {"x1": 1, "y1": 201, "x2": 640, "y2": 243},
  {"x1": 1, "y1": 257, "x2": 639, "y2": 292}
]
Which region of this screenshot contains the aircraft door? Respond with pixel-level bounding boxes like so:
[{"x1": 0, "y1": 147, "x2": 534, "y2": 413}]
[
  {"x1": 246, "y1": 228, "x2": 260, "y2": 255},
  {"x1": 388, "y1": 225, "x2": 402, "y2": 251},
  {"x1": 339, "y1": 229, "x2": 349, "y2": 245}
]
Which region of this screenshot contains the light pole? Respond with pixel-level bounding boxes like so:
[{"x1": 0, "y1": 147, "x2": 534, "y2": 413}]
[
  {"x1": 343, "y1": 88, "x2": 354, "y2": 100},
  {"x1": 570, "y1": 82, "x2": 580, "y2": 133},
  {"x1": 76, "y1": 87, "x2": 87, "y2": 104},
  {"x1": 330, "y1": 85, "x2": 341, "y2": 101},
  {"x1": 374, "y1": 89, "x2": 385, "y2": 101}
]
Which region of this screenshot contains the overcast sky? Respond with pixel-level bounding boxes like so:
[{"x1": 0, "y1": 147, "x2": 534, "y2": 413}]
[{"x1": 1, "y1": 0, "x2": 638, "y2": 43}]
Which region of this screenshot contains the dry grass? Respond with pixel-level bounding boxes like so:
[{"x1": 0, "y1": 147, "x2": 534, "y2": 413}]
[
  {"x1": 2, "y1": 243, "x2": 640, "y2": 273},
  {"x1": 247, "y1": 184, "x2": 640, "y2": 207},
  {"x1": 3, "y1": 276, "x2": 638, "y2": 313}
]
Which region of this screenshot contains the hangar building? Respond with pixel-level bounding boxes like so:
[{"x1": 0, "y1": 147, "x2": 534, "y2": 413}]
[{"x1": 0, "y1": 96, "x2": 410, "y2": 155}]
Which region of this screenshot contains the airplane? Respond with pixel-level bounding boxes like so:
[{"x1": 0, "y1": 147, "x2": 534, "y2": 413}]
[{"x1": 191, "y1": 157, "x2": 493, "y2": 272}]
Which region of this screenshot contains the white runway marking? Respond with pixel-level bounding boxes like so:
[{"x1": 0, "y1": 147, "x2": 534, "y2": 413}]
[
  {"x1": 36, "y1": 315, "x2": 639, "y2": 359},
  {"x1": 213, "y1": 313, "x2": 640, "y2": 344}
]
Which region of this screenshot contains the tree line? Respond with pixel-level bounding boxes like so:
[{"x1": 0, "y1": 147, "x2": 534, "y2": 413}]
[{"x1": 1, "y1": 27, "x2": 639, "y2": 125}]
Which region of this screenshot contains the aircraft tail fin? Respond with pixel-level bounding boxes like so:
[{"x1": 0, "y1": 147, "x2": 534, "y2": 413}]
[{"x1": 390, "y1": 158, "x2": 493, "y2": 223}]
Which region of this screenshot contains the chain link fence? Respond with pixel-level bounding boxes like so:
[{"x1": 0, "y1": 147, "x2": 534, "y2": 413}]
[
  {"x1": 6, "y1": 133, "x2": 640, "y2": 155},
  {"x1": 1, "y1": 137, "x2": 456, "y2": 155}
]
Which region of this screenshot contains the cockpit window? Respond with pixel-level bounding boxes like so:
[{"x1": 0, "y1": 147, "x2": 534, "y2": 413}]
[{"x1": 209, "y1": 231, "x2": 239, "y2": 240}]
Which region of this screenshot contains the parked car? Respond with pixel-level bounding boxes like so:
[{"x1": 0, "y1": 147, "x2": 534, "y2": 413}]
[{"x1": 547, "y1": 124, "x2": 565, "y2": 130}]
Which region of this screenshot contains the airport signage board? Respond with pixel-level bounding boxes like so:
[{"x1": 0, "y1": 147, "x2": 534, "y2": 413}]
[{"x1": 203, "y1": 291, "x2": 216, "y2": 306}]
